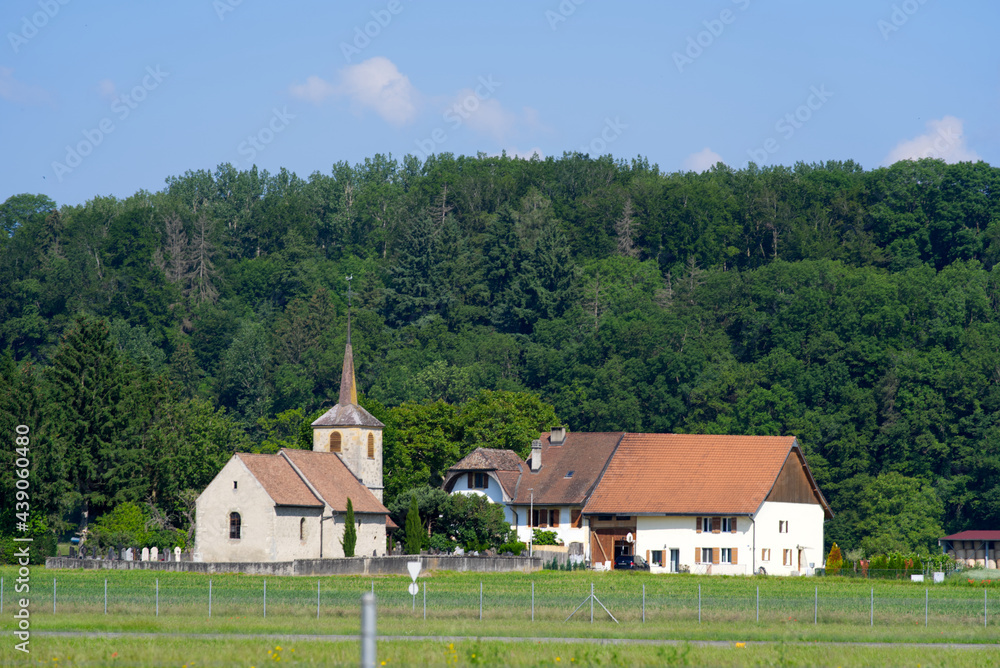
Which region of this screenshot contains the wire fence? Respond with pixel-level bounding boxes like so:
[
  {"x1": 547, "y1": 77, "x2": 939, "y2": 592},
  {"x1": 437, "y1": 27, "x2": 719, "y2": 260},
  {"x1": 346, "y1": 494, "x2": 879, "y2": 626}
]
[{"x1": 2, "y1": 573, "x2": 995, "y2": 627}]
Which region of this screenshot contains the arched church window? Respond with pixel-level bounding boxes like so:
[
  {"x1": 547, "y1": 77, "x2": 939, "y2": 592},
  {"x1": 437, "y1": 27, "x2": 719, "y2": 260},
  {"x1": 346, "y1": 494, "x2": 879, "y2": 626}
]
[
  {"x1": 300, "y1": 517, "x2": 306, "y2": 541},
  {"x1": 367, "y1": 433, "x2": 375, "y2": 459},
  {"x1": 329, "y1": 431, "x2": 342, "y2": 453},
  {"x1": 229, "y1": 512, "x2": 241, "y2": 539}
]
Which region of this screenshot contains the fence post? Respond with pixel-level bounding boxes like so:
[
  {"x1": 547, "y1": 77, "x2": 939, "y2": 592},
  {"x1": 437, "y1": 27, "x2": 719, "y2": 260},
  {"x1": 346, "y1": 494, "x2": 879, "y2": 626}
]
[
  {"x1": 985, "y1": 590, "x2": 988, "y2": 628},
  {"x1": 756, "y1": 585, "x2": 759, "y2": 623},
  {"x1": 642, "y1": 584, "x2": 645, "y2": 623},
  {"x1": 209, "y1": 578, "x2": 212, "y2": 618},
  {"x1": 698, "y1": 584, "x2": 701, "y2": 624},
  {"x1": 360, "y1": 591, "x2": 376, "y2": 668},
  {"x1": 104, "y1": 578, "x2": 107, "y2": 615},
  {"x1": 317, "y1": 580, "x2": 320, "y2": 619},
  {"x1": 423, "y1": 581, "x2": 426, "y2": 620},
  {"x1": 814, "y1": 586, "x2": 817, "y2": 624},
  {"x1": 156, "y1": 578, "x2": 159, "y2": 617},
  {"x1": 531, "y1": 581, "x2": 534, "y2": 622},
  {"x1": 870, "y1": 587, "x2": 873, "y2": 627},
  {"x1": 53, "y1": 577, "x2": 56, "y2": 614},
  {"x1": 479, "y1": 581, "x2": 483, "y2": 621},
  {"x1": 925, "y1": 588, "x2": 928, "y2": 627},
  {"x1": 590, "y1": 582, "x2": 594, "y2": 624},
  {"x1": 1, "y1": 576, "x2": 4, "y2": 615},
  {"x1": 263, "y1": 579, "x2": 267, "y2": 618}
]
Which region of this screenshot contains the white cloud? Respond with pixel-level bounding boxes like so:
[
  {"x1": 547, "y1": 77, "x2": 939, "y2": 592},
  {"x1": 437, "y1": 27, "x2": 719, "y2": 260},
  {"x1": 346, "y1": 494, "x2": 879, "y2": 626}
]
[
  {"x1": 97, "y1": 79, "x2": 117, "y2": 101},
  {"x1": 290, "y1": 57, "x2": 418, "y2": 126},
  {"x1": 288, "y1": 75, "x2": 336, "y2": 105},
  {"x1": 449, "y1": 88, "x2": 516, "y2": 143},
  {"x1": 883, "y1": 116, "x2": 980, "y2": 165},
  {"x1": 0, "y1": 67, "x2": 53, "y2": 105},
  {"x1": 683, "y1": 147, "x2": 724, "y2": 172}
]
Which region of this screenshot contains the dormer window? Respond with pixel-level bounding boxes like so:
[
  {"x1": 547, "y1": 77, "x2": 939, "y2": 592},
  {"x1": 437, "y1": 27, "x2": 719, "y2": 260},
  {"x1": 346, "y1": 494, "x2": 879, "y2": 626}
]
[
  {"x1": 564, "y1": 471, "x2": 575, "y2": 479},
  {"x1": 468, "y1": 472, "x2": 488, "y2": 489}
]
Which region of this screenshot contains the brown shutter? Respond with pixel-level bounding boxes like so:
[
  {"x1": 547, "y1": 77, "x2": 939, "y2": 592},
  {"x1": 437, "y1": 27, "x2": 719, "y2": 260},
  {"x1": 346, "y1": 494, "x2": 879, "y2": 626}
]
[
  {"x1": 695, "y1": 547, "x2": 701, "y2": 563},
  {"x1": 551, "y1": 509, "x2": 560, "y2": 527},
  {"x1": 732, "y1": 547, "x2": 738, "y2": 564},
  {"x1": 696, "y1": 517, "x2": 702, "y2": 533},
  {"x1": 646, "y1": 549, "x2": 650, "y2": 564},
  {"x1": 731, "y1": 517, "x2": 737, "y2": 533},
  {"x1": 711, "y1": 517, "x2": 721, "y2": 533},
  {"x1": 467, "y1": 472, "x2": 473, "y2": 488},
  {"x1": 571, "y1": 509, "x2": 581, "y2": 527},
  {"x1": 711, "y1": 547, "x2": 719, "y2": 564},
  {"x1": 532, "y1": 509, "x2": 538, "y2": 527}
]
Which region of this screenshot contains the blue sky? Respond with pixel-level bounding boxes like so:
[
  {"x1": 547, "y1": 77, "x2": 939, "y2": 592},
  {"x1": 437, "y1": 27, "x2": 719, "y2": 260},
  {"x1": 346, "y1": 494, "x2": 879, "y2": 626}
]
[{"x1": 2, "y1": 0, "x2": 998, "y2": 206}]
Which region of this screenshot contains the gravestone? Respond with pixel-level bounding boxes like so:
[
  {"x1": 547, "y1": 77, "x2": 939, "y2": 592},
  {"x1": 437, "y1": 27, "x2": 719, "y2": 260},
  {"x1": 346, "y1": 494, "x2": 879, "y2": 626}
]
[
  {"x1": 126, "y1": 547, "x2": 135, "y2": 561},
  {"x1": 69, "y1": 546, "x2": 76, "y2": 558},
  {"x1": 120, "y1": 547, "x2": 128, "y2": 560},
  {"x1": 174, "y1": 546, "x2": 182, "y2": 562},
  {"x1": 109, "y1": 547, "x2": 117, "y2": 560},
  {"x1": 141, "y1": 547, "x2": 150, "y2": 561},
  {"x1": 151, "y1": 547, "x2": 158, "y2": 561}
]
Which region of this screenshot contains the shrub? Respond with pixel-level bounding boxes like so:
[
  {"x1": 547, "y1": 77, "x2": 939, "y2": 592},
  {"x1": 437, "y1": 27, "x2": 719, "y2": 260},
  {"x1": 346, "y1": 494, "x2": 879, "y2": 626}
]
[
  {"x1": 498, "y1": 540, "x2": 526, "y2": 556},
  {"x1": 825, "y1": 542, "x2": 843, "y2": 576},
  {"x1": 532, "y1": 529, "x2": 561, "y2": 546}
]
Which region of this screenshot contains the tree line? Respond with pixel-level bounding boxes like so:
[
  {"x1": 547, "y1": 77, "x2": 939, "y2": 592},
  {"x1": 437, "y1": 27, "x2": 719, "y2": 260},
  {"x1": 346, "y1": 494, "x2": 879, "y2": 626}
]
[{"x1": 3, "y1": 153, "x2": 1000, "y2": 559}]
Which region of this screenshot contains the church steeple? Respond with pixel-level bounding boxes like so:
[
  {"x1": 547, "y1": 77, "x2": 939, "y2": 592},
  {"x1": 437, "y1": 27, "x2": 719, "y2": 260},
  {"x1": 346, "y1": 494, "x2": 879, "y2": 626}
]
[{"x1": 339, "y1": 276, "x2": 357, "y2": 405}]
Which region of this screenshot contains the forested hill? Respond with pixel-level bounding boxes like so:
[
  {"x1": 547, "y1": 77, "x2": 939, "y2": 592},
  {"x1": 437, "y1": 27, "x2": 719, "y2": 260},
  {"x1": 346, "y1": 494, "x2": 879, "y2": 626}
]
[{"x1": 3, "y1": 153, "x2": 1000, "y2": 556}]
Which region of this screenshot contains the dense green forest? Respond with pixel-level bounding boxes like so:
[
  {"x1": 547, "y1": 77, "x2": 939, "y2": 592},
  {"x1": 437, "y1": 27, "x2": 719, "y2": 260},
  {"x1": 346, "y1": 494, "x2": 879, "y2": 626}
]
[{"x1": 3, "y1": 153, "x2": 1000, "y2": 559}]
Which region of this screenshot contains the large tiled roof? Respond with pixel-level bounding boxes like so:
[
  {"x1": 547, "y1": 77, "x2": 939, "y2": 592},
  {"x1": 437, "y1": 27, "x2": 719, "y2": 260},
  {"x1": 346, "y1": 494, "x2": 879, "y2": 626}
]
[
  {"x1": 584, "y1": 434, "x2": 798, "y2": 515},
  {"x1": 510, "y1": 432, "x2": 625, "y2": 505},
  {"x1": 281, "y1": 449, "x2": 389, "y2": 515},
  {"x1": 942, "y1": 530, "x2": 1000, "y2": 541},
  {"x1": 311, "y1": 403, "x2": 384, "y2": 428},
  {"x1": 237, "y1": 453, "x2": 323, "y2": 508}
]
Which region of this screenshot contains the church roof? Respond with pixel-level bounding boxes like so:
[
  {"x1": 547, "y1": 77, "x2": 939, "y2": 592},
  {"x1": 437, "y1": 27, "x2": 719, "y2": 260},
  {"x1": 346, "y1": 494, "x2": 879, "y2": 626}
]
[
  {"x1": 311, "y1": 403, "x2": 384, "y2": 428},
  {"x1": 281, "y1": 449, "x2": 389, "y2": 515},
  {"x1": 237, "y1": 453, "x2": 323, "y2": 508}
]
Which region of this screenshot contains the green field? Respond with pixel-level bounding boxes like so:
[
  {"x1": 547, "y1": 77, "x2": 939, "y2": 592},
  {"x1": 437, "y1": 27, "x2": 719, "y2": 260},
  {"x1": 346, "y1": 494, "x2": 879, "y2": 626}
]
[{"x1": 3, "y1": 566, "x2": 999, "y2": 666}]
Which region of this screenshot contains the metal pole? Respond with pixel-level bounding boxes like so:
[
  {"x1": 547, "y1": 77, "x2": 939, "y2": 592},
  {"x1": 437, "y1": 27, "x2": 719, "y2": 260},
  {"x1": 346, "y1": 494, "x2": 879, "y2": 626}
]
[
  {"x1": 104, "y1": 579, "x2": 107, "y2": 615},
  {"x1": 814, "y1": 586, "x2": 817, "y2": 624},
  {"x1": 870, "y1": 587, "x2": 873, "y2": 627},
  {"x1": 756, "y1": 585, "x2": 759, "y2": 622},
  {"x1": 698, "y1": 584, "x2": 701, "y2": 624},
  {"x1": 642, "y1": 584, "x2": 646, "y2": 623},
  {"x1": 531, "y1": 581, "x2": 535, "y2": 622},
  {"x1": 360, "y1": 591, "x2": 376, "y2": 668},
  {"x1": 263, "y1": 579, "x2": 267, "y2": 618},
  {"x1": 53, "y1": 577, "x2": 56, "y2": 614},
  {"x1": 985, "y1": 590, "x2": 988, "y2": 628},
  {"x1": 209, "y1": 578, "x2": 212, "y2": 618},
  {"x1": 925, "y1": 588, "x2": 928, "y2": 627},
  {"x1": 317, "y1": 580, "x2": 321, "y2": 619},
  {"x1": 480, "y1": 581, "x2": 483, "y2": 621},
  {"x1": 423, "y1": 581, "x2": 426, "y2": 620},
  {"x1": 590, "y1": 582, "x2": 594, "y2": 623},
  {"x1": 371, "y1": 580, "x2": 374, "y2": 595},
  {"x1": 1, "y1": 577, "x2": 3, "y2": 615},
  {"x1": 156, "y1": 579, "x2": 159, "y2": 617}
]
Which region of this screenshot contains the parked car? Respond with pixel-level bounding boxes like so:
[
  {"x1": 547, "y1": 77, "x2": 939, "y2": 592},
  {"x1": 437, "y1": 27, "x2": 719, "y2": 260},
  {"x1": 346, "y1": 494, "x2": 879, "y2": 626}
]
[{"x1": 614, "y1": 553, "x2": 649, "y2": 571}]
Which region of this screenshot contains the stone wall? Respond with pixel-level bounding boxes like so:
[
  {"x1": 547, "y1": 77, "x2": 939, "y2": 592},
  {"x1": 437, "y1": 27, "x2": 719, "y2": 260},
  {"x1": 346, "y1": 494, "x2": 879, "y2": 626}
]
[{"x1": 45, "y1": 554, "x2": 542, "y2": 576}]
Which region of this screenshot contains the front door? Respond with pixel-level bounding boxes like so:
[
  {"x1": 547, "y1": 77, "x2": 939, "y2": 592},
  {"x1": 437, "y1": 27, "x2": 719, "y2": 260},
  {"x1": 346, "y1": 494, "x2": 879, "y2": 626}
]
[
  {"x1": 670, "y1": 549, "x2": 680, "y2": 573},
  {"x1": 798, "y1": 548, "x2": 805, "y2": 572}
]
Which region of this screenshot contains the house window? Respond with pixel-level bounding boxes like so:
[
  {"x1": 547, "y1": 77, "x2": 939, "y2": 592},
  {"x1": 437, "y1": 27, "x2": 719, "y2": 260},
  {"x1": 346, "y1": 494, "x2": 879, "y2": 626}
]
[
  {"x1": 367, "y1": 433, "x2": 375, "y2": 459},
  {"x1": 550, "y1": 509, "x2": 560, "y2": 527},
  {"x1": 233, "y1": 481, "x2": 238, "y2": 490},
  {"x1": 720, "y1": 517, "x2": 731, "y2": 532},
  {"x1": 761, "y1": 548, "x2": 771, "y2": 562},
  {"x1": 229, "y1": 512, "x2": 241, "y2": 540},
  {"x1": 779, "y1": 520, "x2": 788, "y2": 533},
  {"x1": 702, "y1": 517, "x2": 711, "y2": 533},
  {"x1": 329, "y1": 432, "x2": 342, "y2": 453},
  {"x1": 651, "y1": 550, "x2": 664, "y2": 567},
  {"x1": 299, "y1": 518, "x2": 306, "y2": 541},
  {"x1": 783, "y1": 549, "x2": 793, "y2": 566},
  {"x1": 698, "y1": 547, "x2": 713, "y2": 563},
  {"x1": 571, "y1": 509, "x2": 582, "y2": 527},
  {"x1": 597, "y1": 515, "x2": 613, "y2": 521},
  {"x1": 468, "y1": 472, "x2": 488, "y2": 489},
  {"x1": 720, "y1": 548, "x2": 732, "y2": 564},
  {"x1": 532, "y1": 509, "x2": 560, "y2": 528}
]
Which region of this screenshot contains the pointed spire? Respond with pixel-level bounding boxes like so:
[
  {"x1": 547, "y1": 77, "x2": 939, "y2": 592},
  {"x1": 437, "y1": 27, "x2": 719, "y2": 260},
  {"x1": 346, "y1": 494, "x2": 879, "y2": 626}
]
[{"x1": 339, "y1": 275, "x2": 357, "y2": 406}]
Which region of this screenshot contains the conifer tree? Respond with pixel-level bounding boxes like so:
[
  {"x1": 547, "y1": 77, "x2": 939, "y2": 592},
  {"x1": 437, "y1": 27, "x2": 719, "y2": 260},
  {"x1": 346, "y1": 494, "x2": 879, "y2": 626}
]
[
  {"x1": 404, "y1": 494, "x2": 423, "y2": 555},
  {"x1": 342, "y1": 497, "x2": 357, "y2": 557}
]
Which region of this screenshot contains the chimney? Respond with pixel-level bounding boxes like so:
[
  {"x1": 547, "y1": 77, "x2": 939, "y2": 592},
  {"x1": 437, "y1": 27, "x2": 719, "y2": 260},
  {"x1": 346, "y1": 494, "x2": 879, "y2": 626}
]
[
  {"x1": 530, "y1": 439, "x2": 542, "y2": 472},
  {"x1": 550, "y1": 426, "x2": 566, "y2": 445}
]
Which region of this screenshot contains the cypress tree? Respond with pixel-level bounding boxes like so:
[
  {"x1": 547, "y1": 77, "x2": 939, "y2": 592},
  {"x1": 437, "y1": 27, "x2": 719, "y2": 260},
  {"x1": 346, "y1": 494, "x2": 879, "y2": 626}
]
[
  {"x1": 404, "y1": 494, "x2": 422, "y2": 555},
  {"x1": 342, "y1": 497, "x2": 357, "y2": 557}
]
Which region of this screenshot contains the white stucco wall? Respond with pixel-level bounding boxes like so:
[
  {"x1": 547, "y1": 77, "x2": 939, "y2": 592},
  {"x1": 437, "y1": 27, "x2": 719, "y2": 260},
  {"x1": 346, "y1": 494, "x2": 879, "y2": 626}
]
[
  {"x1": 753, "y1": 500, "x2": 825, "y2": 576},
  {"x1": 511, "y1": 506, "x2": 589, "y2": 556},
  {"x1": 450, "y1": 472, "x2": 514, "y2": 523}
]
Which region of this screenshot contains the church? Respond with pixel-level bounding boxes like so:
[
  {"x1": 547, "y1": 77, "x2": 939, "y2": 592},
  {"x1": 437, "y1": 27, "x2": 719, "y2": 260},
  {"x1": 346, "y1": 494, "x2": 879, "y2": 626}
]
[{"x1": 194, "y1": 313, "x2": 391, "y2": 562}]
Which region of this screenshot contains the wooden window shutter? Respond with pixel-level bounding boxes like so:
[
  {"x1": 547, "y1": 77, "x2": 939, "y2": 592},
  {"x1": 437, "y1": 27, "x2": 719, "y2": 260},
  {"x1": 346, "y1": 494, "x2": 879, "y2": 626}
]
[
  {"x1": 551, "y1": 510, "x2": 560, "y2": 527},
  {"x1": 732, "y1": 547, "x2": 738, "y2": 564},
  {"x1": 646, "y1": 549, "x2": 650, "y2": 564},
  {"x1": 532, "y1": 509, "x2": 538, "y2": 528},
  {"x1": 695, "y1": 547, "x2": 701, "y2": 563},
  {"x1": 711, "y1": 547, "x2": 719, "y2": 564},
  {"x1": 730, "y1": 517, "x2": 737, "y2": 533},
  {"x1": 711, "y1": 517, "x2": 721, "y2": 533},
  {"x1": 467, "y1": 472, "x2": 473, "y2": 488},
  {"x1": 571, "y1": 509, "x2": 581, "y2": 527},
  {"x1": 696, "y1": 517, "x2": 702, "y2": 533}
]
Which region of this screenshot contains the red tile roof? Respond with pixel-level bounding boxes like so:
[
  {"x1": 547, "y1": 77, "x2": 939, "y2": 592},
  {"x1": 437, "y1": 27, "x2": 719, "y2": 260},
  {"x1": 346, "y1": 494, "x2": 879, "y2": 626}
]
[
  {"x1": 584, "y1": 434, "x2": 800, "y2": 515},
  {"x1": 510, "y1": 432, "x2": 624, "y2": 505},
  {"x1": 281, "y1": 449, "x2": 389, "y2": 515},
  {"x1": 942, "y1": 530, "x2": 1000, "y2": 541},
  {"x1": 237, "y1": 453, "x2": 323, "y2": 508}
]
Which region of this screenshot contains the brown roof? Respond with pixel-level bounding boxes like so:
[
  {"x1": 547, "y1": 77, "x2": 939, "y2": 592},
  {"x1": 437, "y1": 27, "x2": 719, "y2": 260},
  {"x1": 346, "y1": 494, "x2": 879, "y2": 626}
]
[
  {"x1": 449, "y1": 448, "x2": 524, "y2": 472},
  {"x1": 510, "y1": 432, "x2": 624, "y2": 506},
  {"x1": 281, "y1": 449, "x2": 389, "y2": 515},
  {"x1": 237, "y1": 453, "x2": 323, "y2": 508},
  {"x1": 584, "y1": 434, "x2": 803, "y2": 515},
  {"x1": 942, "y1": 530, "x2": 1000, "y2": 541}
]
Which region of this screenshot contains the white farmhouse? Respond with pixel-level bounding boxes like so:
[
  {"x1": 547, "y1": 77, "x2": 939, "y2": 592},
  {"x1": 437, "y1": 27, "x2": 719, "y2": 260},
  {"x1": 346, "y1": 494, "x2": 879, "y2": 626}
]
[{"x1": 195, "y1": 318, "x2": 391, "y2": 562}]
